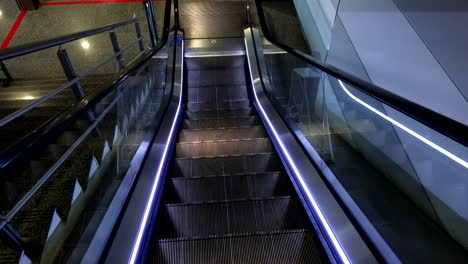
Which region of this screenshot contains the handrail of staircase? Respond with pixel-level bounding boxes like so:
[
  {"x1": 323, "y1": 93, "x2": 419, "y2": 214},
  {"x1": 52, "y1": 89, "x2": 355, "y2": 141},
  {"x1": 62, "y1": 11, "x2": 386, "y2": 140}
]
[
  {"x1": 0, "y1": 38, "x2": 143, "y2": 127},
  {"x1": 0, "y1": 18, "x2": 138, "y2": 61},
  {"x1": 251, "y1": 0, "x2": 468, "y2": 146},
  {"x1": 0, "y1": 0, "x2": 172, "y2": 174}
]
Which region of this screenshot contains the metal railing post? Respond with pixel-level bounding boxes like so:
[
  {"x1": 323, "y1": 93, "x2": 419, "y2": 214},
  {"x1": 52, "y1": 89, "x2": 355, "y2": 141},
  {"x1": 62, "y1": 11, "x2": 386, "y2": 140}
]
[
  {"x1": 0, "y1": 61, "x2": 14, "y2": 86},
  {"x1": 143, "y1": 0, "x2": 158, "y2": 47},
  {"x1": 110, "y1": 32, "x2": 126, "y2": 71},
  {"x1": 0, "y1": 220, "x2": 24, "y2": 252},
  {"x1": 134, "y1": 20, "x2": 146, "y2": 52},
  {"x1": 57, "y1": 47, "x2": 98, "y2": 127},
  {"x1": 57, "y1": 48, "x2": 85, "y2": 99}
]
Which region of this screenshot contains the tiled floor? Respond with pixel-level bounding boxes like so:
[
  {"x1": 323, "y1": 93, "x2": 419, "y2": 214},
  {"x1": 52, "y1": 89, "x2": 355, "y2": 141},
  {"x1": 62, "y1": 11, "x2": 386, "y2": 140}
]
[{"x1": 0, "y1": 1, "x2": 20, "y2": 46}]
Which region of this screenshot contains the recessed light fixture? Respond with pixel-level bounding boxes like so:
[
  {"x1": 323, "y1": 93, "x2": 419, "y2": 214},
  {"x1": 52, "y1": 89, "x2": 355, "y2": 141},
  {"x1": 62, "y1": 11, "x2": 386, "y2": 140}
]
[
  {"x1": 0, "y1": 10, "x2": 3, "y2": 17},
  {"x1": 22, "y1": 95, "x2": 34, "y2": 100},
  {"x1": 81, "y1": 41, "x2": 90, "y2": 49}
]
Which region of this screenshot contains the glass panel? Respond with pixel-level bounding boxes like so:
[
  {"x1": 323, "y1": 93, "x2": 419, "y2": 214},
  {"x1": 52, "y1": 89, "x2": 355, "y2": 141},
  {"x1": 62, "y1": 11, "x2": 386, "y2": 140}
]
[
  {"x1": 259, "y1": 41, "x2": 468, "y2": 261},
  {"x1": 0, "y1": 47, "x2": 169, "y2": 263},
  {"x1": 257, "y1": 0, "x2": 468, "y2": 126}
]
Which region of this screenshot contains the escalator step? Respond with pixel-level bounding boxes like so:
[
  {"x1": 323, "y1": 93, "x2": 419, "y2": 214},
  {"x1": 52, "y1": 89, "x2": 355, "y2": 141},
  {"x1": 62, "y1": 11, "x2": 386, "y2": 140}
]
[
  {"x1": 187, "y1": 99, "x2": 250, "y2": 112},
  {"x1": 155, "y1": 197, "x2": 310, "y2": 238},
  {"x1": 175, "y1": 138, "x2": 273, "y2": 158},
  {"x1": 178, "y1": 126, "x2": 266, "y2": 142},
  {"x1": 185, "y1": 108, "x2": 254, "y2": 120},
  {"x1": 182, "y1": 116, "x2": 260, "y2": 130},
  {"x1": 151, "y1": 229, "x2": 325, "y2": 264},
  {"x1": 187, "y1": 68, "x2": 246, "y2": 87},
  {"x1": 188, "y1": 84, "x2": 248, "y2": 102},
  {"x1": 166, "y1": 172, "x2": 291, "y2": 203},
  {"x1": 172, "y1": 153, "x2": 283, "y2": 178}
]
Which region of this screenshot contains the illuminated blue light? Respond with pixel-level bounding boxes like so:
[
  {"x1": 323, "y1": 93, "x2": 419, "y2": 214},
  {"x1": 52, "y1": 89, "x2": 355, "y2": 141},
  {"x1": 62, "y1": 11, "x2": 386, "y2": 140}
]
[
  {"x1": 129, "y1": 42, "x2": 184, "y2": 264},
  {"x1": 338, "y1": 80, "x2": 468, "y2": 169},
  {"x1": 245, "y1": 38, "x2": 351, "y2": 264}
]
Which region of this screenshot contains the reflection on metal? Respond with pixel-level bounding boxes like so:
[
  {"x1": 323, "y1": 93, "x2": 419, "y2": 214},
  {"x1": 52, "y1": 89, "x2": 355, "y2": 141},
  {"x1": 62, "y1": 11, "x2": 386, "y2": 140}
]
[
  {"x1": 185, "y1": 38, "x2": 245, "y2": 58},
  {"x1": 82, "y1": 46, "x2": 170, "y2": 264},
  {"x1": 129, "y1": 41, "x2": 183, "y2": 264},
  {"x1": 338, "y1": 80, "x2": 468, "y2": 169},
  {"x1": 245, "y1": 35, "x2": 350, "y2": 264}
]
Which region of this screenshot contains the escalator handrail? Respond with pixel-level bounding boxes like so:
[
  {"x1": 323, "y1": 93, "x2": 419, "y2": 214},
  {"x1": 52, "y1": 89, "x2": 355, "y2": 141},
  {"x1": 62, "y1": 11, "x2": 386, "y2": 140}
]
[
  {"x1": 0, "y1": 0, "x2": 173, "y2": 174},
  {"x1": 0, "y1": 18, "x2": 139, "y2": 61},
  {"x1": 251, "y1": 0, "x2": 468, "y2": 146}
]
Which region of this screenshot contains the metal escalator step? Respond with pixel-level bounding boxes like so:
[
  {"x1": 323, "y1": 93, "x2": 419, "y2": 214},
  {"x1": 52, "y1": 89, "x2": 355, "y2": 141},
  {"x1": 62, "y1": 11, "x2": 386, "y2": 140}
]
[
  {"x1": 187, "y1": 99, "x2": 250, "y2": 112},
  {"x1": 172, "y1": 153, "x2": 283, "y2": 178},
  {"x1": 176, "y1": 138, "x2": 273, "y2": 158},
  {"x1": 179, "y1": 126, "x2": 266, "y2": 143},
  {"x1": 185, "y1": 56, "x2": 244, "y2": 70},
  {"x1": 166, "y1": 172, "x2": 291, "y2": 203},
  {"x1": 154, "y1": 197, "x2": 309, "y2": 239},
  {"x1": 181, "y1": 116, "x2": 260, "y2": 130},
  {"x1": 188, "y1": 84, "x2": 248, "y2": 103},
  {"x1": 151, "y1": 229, "x2": 325, "y2": 264},
  {"x1": 187, "y1": 68, "x2": 246, "y2": 87},
  {"x1": 185, "y1": 108, "x2": 254, "y2": 120}
]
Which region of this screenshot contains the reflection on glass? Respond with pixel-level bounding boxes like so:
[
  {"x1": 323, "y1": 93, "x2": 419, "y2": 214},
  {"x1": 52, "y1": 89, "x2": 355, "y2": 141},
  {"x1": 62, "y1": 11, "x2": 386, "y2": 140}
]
[{"x1": 260, "y1": 41, "x2": 468, "y2": 261}]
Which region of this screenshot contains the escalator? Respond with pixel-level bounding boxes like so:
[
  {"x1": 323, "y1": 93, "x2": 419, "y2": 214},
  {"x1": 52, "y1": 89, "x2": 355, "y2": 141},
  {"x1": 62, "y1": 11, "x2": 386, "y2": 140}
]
[
  {"x1": 147, "y1": 54, "x2": 329, "y2": 262},
  {"x1": 1, "y1": 0, "x2": 467, "y2": 262}
]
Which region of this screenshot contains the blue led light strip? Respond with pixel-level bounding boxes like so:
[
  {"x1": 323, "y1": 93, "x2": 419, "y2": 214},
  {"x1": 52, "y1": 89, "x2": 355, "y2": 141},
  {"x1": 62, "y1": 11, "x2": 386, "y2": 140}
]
[
  {"x1": 245, "y1": 38, "x2": 351, "y2": 264},
  {"x1": 338, "y1": 80, "x2": 468, "y2": 169},
  {"x1": 129, "y1": 42, "x2": 184, "y2": 264}
]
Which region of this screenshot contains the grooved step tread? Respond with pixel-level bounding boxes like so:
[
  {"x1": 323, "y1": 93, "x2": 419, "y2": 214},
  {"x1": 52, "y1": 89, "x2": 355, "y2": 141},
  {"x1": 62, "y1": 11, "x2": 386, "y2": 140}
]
[
  {"x1": 167, "y1": 171, "x2": 291, "y2": 203},
  {"x1": 155, "y1": 197, "x2": 310, "y2": 239},
  {"x1": 176, "y1": 138, "x2": 273, "y2": 158},
  {"x1": 185, "y1": 108, "x2": 254, "y2": 120},
  {"x1": 172, "y1": 152, "x2": 283, "y2": 178},
  {"x1": 179, "y1": 126, "x2": 266, "y2": 142},
  {"x1": 182, "y1": 115, "x2": 260, "y2": 130},
  {"x1": 151, "y1": 229, "x2": 326, "y2": 264}
]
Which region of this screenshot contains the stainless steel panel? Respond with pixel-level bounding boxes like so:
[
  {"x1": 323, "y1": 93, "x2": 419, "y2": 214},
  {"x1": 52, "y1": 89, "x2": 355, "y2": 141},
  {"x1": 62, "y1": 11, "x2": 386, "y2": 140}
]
[{"x1": 244, "y1": 27, "x2": 377, "y2": 264}]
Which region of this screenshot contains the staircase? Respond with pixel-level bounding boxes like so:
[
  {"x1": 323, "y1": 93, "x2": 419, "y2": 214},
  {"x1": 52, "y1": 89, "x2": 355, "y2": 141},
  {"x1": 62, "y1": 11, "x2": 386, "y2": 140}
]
[
  {"x1": 149, "y1": 56, "x2": 328, "y2": 263},
  {"x1": 0, "y1": 58, "x2": 167, "y2": 263},
  {"x1": 0, "y1": 74, "x2": 113, "y2": 151}
]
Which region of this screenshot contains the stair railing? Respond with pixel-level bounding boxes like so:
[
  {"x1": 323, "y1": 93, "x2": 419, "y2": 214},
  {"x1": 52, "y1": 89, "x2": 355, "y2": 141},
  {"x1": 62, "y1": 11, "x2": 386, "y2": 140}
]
[{"x1": 0, "y1": 17, "x2": 147, "y2": 128}]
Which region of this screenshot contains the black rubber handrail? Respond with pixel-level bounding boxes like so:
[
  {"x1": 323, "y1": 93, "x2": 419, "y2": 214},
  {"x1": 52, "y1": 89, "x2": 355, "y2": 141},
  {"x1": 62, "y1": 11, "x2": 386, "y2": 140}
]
[
  {"x1": 0, "y1": 18, "x2": 139, "y2": 61},
  {"x1": 252, "y1": 0, "x2": 468, "y2": 146},
  {"x1": 0, "y1": 0, "x2": 173, "y2": 174}
]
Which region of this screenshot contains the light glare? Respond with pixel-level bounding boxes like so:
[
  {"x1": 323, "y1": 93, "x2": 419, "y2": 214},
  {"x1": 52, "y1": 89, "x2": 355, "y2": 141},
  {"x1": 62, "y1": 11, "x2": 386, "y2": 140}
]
[{"x1": 81, "y1": 41, "x2": 90, "y2": 49}]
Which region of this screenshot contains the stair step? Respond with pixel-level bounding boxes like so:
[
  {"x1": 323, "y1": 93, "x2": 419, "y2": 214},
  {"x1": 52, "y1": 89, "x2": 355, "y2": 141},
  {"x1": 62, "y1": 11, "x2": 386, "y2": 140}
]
[
  {"x1": 172, "y1": 152, "x2": 283, "y2": 178},
  {"x1": 187, "y1": 68, "x2": 246, "y2": 87},
  {"x1": 166, "y1": 172, "x2": 291, "y2": 203},
  {"x1": 188, "y1": 84, "x2": 248, "y2": 103},
  {"x1": 187, "y1": 99, "x2": 250, "y2": 112},
  {"x1": 179, "y1": 126, "x2": 266, "y2": 143},
  {"x1": 155, "y1": 197, "x2": 310, "y2": 239},
  {"x1": 182, "y1": 116, "x2": 260, "y2": 130},
  {"x1": 151, "y1": 229, "x2": 326, "y2": 264},
  {"x1": 185, "y1": 56, "x2": 244, "y2": 70},
  {"x1": 185, "y1": 108, "x2": 254, "y2": 120},
  {"x1": 176, "y1": 138, "x2": 273, "y2": 158}
]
